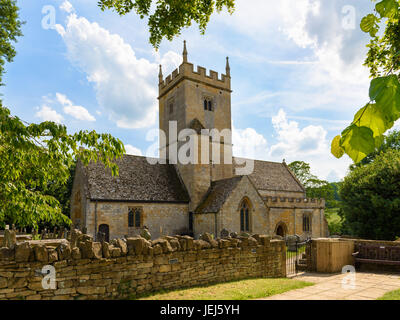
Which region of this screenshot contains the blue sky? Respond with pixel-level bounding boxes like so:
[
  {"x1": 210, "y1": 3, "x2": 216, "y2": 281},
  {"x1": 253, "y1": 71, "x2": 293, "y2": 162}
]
[{"x1": 3, "y1": 0, "x2": 388, "y2": 181}]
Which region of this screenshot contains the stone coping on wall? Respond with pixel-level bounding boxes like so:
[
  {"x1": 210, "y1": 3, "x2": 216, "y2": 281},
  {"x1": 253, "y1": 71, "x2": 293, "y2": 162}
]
[
  {"x1": 329, "y1": 237, "x2": 400, "y2": 247},
  {"x1": 0, "y1": 232, "x2": 286, "y2": 300},
  {"x1": 263, "y1": 197, "x2": 325, "y2": 209}
]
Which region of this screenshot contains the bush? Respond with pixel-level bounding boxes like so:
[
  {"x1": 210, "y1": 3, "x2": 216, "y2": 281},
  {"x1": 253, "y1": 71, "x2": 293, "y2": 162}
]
[{"x1": 339, "y1": 149, "x2": 400, "y2": 240}]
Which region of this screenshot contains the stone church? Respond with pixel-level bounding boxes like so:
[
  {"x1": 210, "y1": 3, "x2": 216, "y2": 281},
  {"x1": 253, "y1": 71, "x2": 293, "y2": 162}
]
[{"x1": 70, "y1": 42, "x2": 328, "y2": 242}]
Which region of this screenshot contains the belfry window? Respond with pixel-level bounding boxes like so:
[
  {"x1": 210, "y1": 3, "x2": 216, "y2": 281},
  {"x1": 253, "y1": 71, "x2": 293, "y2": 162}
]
[
  {"x1": 128, "y1": 208, "x2": 142, "y2": 228},
  {"x1": 240, "y1": 200, "x2": 250, "y2": 232},
  {"x1": 169, "y1": 103, "x2": 173, "y2": 114},
  {"x1": 204, "y1": 98, "x2": 213, "y2": 111}
]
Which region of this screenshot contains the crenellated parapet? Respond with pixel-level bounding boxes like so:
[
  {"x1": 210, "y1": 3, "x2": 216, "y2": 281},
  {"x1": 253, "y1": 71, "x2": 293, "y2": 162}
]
[
  {"x1": 158, "y1": 41, "x2": 231, "y2": 99},
  {"x1": 263, "y1": 196, "x2": 325, "y2": 209}
]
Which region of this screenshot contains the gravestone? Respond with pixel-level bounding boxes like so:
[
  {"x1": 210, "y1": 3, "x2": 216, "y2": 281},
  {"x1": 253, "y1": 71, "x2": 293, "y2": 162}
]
[
  {"x1": 285, "y1": 234, "x2": 300, "y2": 252},
  {"x1": 97, "y1": 232, "x2": 106, "y2": 243},
  {"x1": 3, "y1": 228, "x2": 16, "y2": 249},
  {"x1": 71, "y1": 229, "x2": 82, "y2": 248},
  {"x1": 230, "y1": 232, "x2": 238, "y2": 238},
  {"x1": 220, "y1": 229, "x2": 230, "y2": 239},
  {"x1": 140, "y1": 227, "x2": 151, "y2": 241}
]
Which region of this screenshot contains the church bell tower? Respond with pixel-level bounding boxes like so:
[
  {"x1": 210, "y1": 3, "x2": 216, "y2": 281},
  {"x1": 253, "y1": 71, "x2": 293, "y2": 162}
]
[{"x1": 158, "y1": 41, "x2": 234, "y2": 211}]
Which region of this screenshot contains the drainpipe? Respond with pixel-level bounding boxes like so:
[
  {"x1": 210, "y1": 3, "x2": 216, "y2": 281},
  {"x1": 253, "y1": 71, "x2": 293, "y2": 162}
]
[
  {"x1": 94, "y1": 200, "x2": 98, "y2": 241},
  {"x1": 214, "y1": 213, "x2": 218, "y2": 239},
  {"x1": 293, "y1": 208, "x2": 296, "y2": 235}
]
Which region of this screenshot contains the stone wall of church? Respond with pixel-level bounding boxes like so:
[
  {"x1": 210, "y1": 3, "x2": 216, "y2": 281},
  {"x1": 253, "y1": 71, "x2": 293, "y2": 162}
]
[
  {"x1": 194, "y1": 177, "x2": 269, "y2": 238},
  {"x1": 193, "y1": 214, "x2": 216, "y2": 240},
  {"x1": 70, "y1": 162, "x2": 89, "y2": 230},
  {"x1": 268, "y1": 201, "x2": 328, "y2": 239},
  {"x1": 85, "y1": 202, "x2": 189, "y2": 241}
]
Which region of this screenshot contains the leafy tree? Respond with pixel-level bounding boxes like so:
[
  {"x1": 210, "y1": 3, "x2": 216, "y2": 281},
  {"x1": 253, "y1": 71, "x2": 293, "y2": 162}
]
[
  {"x1": 339, "y1": 149, "x2": 400, "y2": 240},
  {"x1": 325, "y1": 208, "x2": 343, "y2": 235},
  {"x1": 0, "y1": 1, "x2": 125, "y2": 229},
  {"x1": 0, "y1": 104, "x2": 125, "y2": 229},
  {"x1": 350, "y1": 129, "x2": 400, "y2": 169},
  {"x1": 331, "y1": 0, "x2": 400, "y2": 163},
  {"x1": 98, "y1": 0, "x2": 235, "y2": 48},
  {"x1": 326, "y1": 182, "x2": 342, "y2": 208},
  {"x1": 288, "y1": 161, "x2": 334, "y2": 201},
  {"x1": 0, "y1": 0, "x2": 23, "y2": 86}
]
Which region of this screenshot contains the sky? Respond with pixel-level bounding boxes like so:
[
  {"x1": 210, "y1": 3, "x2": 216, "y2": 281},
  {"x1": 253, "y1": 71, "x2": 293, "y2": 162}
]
[{"x1": 3, "y1": 0, "x2": 394, "y2": 182}]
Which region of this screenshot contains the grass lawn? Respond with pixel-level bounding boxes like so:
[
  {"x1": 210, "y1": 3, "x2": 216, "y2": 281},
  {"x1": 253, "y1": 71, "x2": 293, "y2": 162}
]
[
  {"x1": 286, "y1": 245, "x2": 306, "y2": 260},
  {"x1": 377, "y1": 289, "x2": 400, "y2": 300},
  {"x1": 137, "y1": 278, "x2": 314, "y2": 300}
]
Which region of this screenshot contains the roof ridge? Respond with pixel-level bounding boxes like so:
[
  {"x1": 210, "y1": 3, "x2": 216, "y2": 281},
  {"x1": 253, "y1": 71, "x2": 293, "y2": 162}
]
[{"x1": 232, "y1": 157, "x2": 285, "y2": 165}]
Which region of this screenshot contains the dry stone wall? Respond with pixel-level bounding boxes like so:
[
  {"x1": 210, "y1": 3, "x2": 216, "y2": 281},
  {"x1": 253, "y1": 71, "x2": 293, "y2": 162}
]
[{"x1": 0, "y1": 230, "x2": 286, "y2": 300}]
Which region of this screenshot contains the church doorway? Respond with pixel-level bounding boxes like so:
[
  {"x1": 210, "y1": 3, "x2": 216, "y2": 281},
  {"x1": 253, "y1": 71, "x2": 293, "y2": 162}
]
[
  {"x1": 275, "y1": 222, "x2": 288, "y2": 238},
  {"x1": 98, "y1": 224, "x2": 110, "y2": 242}
]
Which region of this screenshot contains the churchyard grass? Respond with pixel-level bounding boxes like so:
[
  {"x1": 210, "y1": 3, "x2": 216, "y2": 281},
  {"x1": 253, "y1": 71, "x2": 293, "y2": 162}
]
[
  {"x1": 136, "y1": 278, "x2": 314, "y2": 300},
  {"x1": 377, "y1": 289, "x2": 400, "y2": 300},
  {"x1": 286, "y1": 246, "x2": 306, "y2": 260}
]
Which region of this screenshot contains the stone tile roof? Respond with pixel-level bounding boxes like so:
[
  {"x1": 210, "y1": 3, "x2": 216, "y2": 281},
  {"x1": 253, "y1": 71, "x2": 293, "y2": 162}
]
[
  {"x1": 82, "y1": 155, "x2": 190, "y2": 203},
  {"x1": 233, "y1": 158, "x2": 305, "y2": 193},
  {"x1": 195, "y1": 176, "x2": 244, "y2": 213}
]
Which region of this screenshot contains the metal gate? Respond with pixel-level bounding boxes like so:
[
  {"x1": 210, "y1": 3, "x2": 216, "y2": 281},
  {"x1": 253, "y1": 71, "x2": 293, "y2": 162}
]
[{"x1": 286, "y1": 238, "x2": 311, "y2": 276}]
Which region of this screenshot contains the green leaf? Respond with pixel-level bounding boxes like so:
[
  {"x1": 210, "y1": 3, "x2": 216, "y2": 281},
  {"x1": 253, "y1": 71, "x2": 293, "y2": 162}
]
[
  {"x1": 353, "y1": 103, "x2": 393, "y2": 137},
  {"x1": 340, "y1": 125, "x2": 376, "y2": 163},
  {"x1": 331, "y1": 135, "x2": 345, "y2": 159},
  {"x1": 369, "y1": 75, "x2": 400, "y2": 122},
  {"x1": 375, "y1": 0, "x2": 399, "y2": 19},
  {"x1": 374, "y1": 135, "x2": 385, "y2": 149},
  {"x1": 360, "y1": 14, "x2": 379, "y2": 36}
]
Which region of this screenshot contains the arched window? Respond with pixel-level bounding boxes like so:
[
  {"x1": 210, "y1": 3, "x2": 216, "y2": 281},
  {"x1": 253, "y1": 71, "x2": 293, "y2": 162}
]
[
  {"x1": 204, "y1": 99, "x2": 208, "y2": 110},
  {"x1": 240, "y1": 200, "x2": 250, "y2": 232},
  {"x1": 128, "y1": 208, "x2": 142, "y2": 228},
  {"x1": 208, "y1": 100, "x2": 212, "y2": 111},
  {"x1": 303, "y1": 214, "x2": 311, "y2": 232}
]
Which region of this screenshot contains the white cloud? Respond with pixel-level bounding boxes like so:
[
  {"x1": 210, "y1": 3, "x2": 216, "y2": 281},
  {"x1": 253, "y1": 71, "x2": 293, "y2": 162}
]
[
  {"x1": 125, "y1": 144, "x2": 143, "y2": 156},
  {"x1": 270, "y1": 109, "x2": 327, "y2": 158},
  {"x1": 268, "y1": 109, "x2": 351, "y2": 181},
  {"x1": 35, "y1": 105, "x2": 64, "y2": 123},
  {"x1": 60, "y1": 1, "x2": 74, "y2": 13},
  {"x1": 232, "y1": 126, "x2": 268, "y2": 161},
  {"x1": 220, "y1": 0, "x2": 371, "y2": 118},
  {"x1": 55, "y1": 13, "x2": 180, "y2": 129},
  {"x1": 56, "y1": 93, "x2": 96, "y2": 122},
  {"x1": 233, "y1": 109, "x2": 351, "y2": 181}
]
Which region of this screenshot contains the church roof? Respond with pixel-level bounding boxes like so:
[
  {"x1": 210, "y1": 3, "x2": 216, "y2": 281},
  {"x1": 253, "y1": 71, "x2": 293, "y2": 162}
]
[
  {"x1": 233, "y1": 158, "x2": 305, "y2": 193},
  {"x1": 82, "y1": 155, "x2": 190, "y2": 203},
  {"x1": 195, "y1": 176, "x2": 244, "y2": 214}
]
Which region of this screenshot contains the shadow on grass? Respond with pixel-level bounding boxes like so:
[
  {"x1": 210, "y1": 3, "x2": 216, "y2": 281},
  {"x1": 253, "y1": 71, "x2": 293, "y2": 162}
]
[{"x1": 119, "y1": 277, "x2": 314, "y2": 301}]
